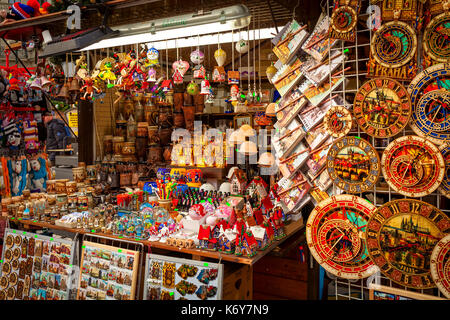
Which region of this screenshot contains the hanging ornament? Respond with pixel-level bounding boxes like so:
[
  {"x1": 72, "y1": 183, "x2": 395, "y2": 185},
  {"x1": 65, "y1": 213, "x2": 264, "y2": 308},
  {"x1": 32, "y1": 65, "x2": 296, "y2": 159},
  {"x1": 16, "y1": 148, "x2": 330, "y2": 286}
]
[
  {"x1": 172, "y1": 60, "x2": 189, "y2": 77},
  {"x1": 146, "y1": 47, "x2": 159, "y2": 67},
  {"x1": 266, "y1": 63, "x2": 277, "y2": 83},
  {"x1": 190, "y1": 49, "x2": 204, "y2": 65},
  {"x1": 173, "y1": 68, "x2": 184, "y2": 84},
  {"x1": 200, "y1": 79, "x2": 211, "y2": 95},
  {"x1": 213, "y1": 66, "x2": 226, "y2": 82},
  {"x1": 230, "y1": 84, "x2": 239, "y2": 101},
  {"x1": 235, "y1": 39, "x2": 249, "y2": 53},
  {"x1": 214, "y1": 48, "x2": 227, "y2": 66},
  {"x1": 193, "y1": 64, "x2": 206, "y2": 79},
  {"x1": 147, "y1": 67, "x2": 157, "y2": 82},
  {"x1": 187, "y1": 81, "x2": 199, "y2": 95}
]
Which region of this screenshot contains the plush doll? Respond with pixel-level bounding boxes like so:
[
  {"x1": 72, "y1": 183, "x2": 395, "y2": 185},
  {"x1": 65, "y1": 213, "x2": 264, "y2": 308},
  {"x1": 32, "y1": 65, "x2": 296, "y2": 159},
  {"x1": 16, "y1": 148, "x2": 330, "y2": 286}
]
[
  {"x1": 3, "y1": 121, "x2": 22, "y2": 149},
  {"x1": 28, "y1": 156, "x2": 47, "y2": 192},
  {"x1": 7, "y1": 158, "x2": 27, "y2": 196}
]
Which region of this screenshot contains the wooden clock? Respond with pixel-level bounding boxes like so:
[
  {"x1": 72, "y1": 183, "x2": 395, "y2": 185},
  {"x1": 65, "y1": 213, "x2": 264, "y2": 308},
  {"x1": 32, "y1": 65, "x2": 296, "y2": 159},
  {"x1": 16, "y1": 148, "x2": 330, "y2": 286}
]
[
  {"x1": 329, "y1": 0, "x2": 360, "y2": 42},
  {"x1": 327, "y1": 136, "x2": 380, "y2": 193},
  {"x1": 366, "y1": 199, "x2": 450, "y2": 289},
  {"x1": 423, "y1": 12, "x2": 450, "y2": 64},
  {"x1": 371, "y1": 21, "x2": 417, "y2": 69},
  {"x1": 306, "y1": 194, "x2": 377, "y2": 279},
  {"x1": 430, "y1": 234, "x2": 450, "y2": 299},
  {"x1": 381, "y1": 135, "x2": 445, "y2": 197},
  {"x1": 353, "y1": 78, "x2": 412, "y2": 138},
  {"x1": 367, "y1": 21, "x2": 417, "y2": 80},
  {"x1": 408, "y1": 63, "x2": 450, "y2": 145},
  {"x1": 439, "y1": 143, "x2": 450, "y2": 198},
  {"x1": 323, "y1": 106, "x2": 353, "y2": 138}
]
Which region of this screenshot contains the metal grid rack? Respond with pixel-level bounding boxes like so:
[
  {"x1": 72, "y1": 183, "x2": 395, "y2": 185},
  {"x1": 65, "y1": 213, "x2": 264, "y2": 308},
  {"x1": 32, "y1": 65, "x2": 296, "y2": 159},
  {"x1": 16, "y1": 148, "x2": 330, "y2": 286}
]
[{"x1": 323, "y1": 0, "x2": 449, "y2": 300}]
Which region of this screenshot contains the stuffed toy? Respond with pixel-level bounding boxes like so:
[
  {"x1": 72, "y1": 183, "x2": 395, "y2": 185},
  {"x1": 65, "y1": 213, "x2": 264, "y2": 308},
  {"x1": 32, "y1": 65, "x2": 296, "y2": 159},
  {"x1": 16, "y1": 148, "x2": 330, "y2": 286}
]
[
  {"x1": 3, "y1": 121, "x2": 22, "y2": 149},
  {"x1": 27, "y1": 156, "x2": 47, "y2": 192},
  {"x1": 0, "y1": 0, "x2": 46, "y2": 24},
  {"x1": 7, "y1": 157, "x2": 27, "y2": 196},
  {"x1": 23, "y1": 119, "x2": 40, "y2": 153}
]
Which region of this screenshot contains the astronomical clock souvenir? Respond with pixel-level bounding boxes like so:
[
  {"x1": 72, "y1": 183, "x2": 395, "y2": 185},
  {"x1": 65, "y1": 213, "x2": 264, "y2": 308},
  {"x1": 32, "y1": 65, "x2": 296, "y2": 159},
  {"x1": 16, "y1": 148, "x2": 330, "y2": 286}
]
[
  {"x1": 430, "y1": 234, "x2": 450, "y2": 298},
  {"x1": 438, "y1": 143, "x2": 450, "y2": 198},
  {"x1": 407, "y1": 64, "x2": 450, "y2": 145},
  {"x1": 381, "y1": 136, "x2": 445, "y2": 197},
  {"x1": 381, "y1": 0, "x2": 418, "y2": 21},
  {"x1": 323, "y1": 106, "x2": 353, "y2": 138},
  {"x1": 327, "y1": 136, "x2": 380, "y2": 193},
  {"x1": 367, "y1": 21, "x2": 417, "y2": 80},
  {"x1": 423, "y1": 12, "x2": 450, "y2": 65},
  {"x1": 353, "y1": 78, "x2": 412, "y2": 138},
  {"x1": 366, "y1": 199, "x2": 450, "y2": 289},
  {"x1": 306, "y1": 194, "x2": 377, "y2": 279},
  {"x1": 328, "y1": 0, "x2": 360, "y2": 42}
]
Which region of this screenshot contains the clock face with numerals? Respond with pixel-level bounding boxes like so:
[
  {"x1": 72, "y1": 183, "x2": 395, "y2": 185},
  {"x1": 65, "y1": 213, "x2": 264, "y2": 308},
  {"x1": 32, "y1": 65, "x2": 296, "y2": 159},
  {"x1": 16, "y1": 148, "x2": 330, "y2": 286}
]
[
  {"x1": 366, "y1": 199, "x2": 450, "y2": 289},
  {"x1": 439, "y1": 143, "x2": 450, "y2": 199},
  {"x1": 306, "y1": 194, "x2": 377, "y2": 279},
  {"x1": 423, "y1": 12, "x2": 450, "y2": 63},
  {"x1": 330, "y1": 5, "x2": 358, "y2": 34},
  {"x1": 353, "y1": 78, "x2": 412, "y2": 138},
  {"x1": 323, "y1": 106, "x2": 353, "y2": 138},
  {"x1": 381, "y1": 135, "x2": 445, "y2": 197},
  {"x1": 410, "y1": 90, "x2": 450, "y2": 144},
  {"x1": 327, "y1": 136, "x2": 380, "y2": 193},
  {"x1": 430, "y1": 234, "x2": 450, "y2": 298},
  {"x1": 371, "y1": 21, "x2": 417, "y2": 69}
]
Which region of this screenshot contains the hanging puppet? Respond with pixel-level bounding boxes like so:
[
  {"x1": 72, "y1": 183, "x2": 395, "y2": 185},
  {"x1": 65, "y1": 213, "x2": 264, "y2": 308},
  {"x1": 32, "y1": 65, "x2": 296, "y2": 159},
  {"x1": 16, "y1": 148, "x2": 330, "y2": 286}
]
[
  {"x1": 27, "y1": 155, "x2": 48, "y2": 192},
  {"x1": 7, "y1": 157, "x2": 27, "y2": 196}
]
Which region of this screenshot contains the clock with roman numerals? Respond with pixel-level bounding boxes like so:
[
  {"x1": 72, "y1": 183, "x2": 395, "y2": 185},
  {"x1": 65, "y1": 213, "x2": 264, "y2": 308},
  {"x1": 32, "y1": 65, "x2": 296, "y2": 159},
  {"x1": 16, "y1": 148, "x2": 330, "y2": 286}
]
[
  {"x1": 430, "y1": 234, "x2": 450, "y2": 299},
  {"x1": 439, "y1": 143, "x2": 450, "y2": 199},
  {"x1": 353, "y1": 78, "x2": 412, "y2": 138},
  {"x1": 327, "y1": 136, "x2": 380, "y2": 193},
  {"x1": 423, "y1": 12, "x2": 450, "y2": 64},
  {"x1": 323, "y1": 106, "x2": 353, "y2": 138},
  {"x1": 381, "y1": 135, "x2": 445, "y2": 197},
  {"x1": 306, "y1": 194, "x2": 377, "y2": 279},
  {"x1": 366, "y1": 199, "x2": 450, "y2": 289}
]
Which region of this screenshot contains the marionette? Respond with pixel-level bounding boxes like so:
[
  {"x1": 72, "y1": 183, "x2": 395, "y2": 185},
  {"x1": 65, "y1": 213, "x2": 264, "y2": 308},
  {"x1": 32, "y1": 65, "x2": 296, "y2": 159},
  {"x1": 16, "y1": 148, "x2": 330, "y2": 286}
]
[
  {"x1": 7, "y1": 157, "x2": 27, "y2": 196},
  {"x1": 80, "y1": 76, "x2": 100, "y2": 100},
  {"x1": 28, "y1": 155, "x2": 48, "y2": 192}
]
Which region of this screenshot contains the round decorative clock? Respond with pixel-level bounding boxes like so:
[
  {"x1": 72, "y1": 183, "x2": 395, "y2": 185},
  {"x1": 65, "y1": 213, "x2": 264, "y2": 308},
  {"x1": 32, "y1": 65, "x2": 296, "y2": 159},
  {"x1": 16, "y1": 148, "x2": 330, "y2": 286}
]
[
  {"x1": 439, "y1": 143, "x2": 450, "y2": 198},
  {"x1": 327, "y1": 136, "x2": 380, "y2": 193},
  {"x1": 306, "y1": 194, "x2": 377, "y2": 279},
  {"x1": 408, "y1": 63, "x2": 450, "y2": 145},
  {"x1": 323, "y1": 106, "x2": 353, "y2": 138},
  {"x1": 366, "y1": 199, "x2": 450, "y2": 289},
  {"x1": 423, "y1": 12, "x2": 450, "y2": 63},
  {"x1": 430, "y1": 234, "x2": 450, "y2": 298},
  {"x1": 381, "y1": 135, "x2": 445, "y2": 197},
  {"x1": 353, "y1": 78, "x2": 412, "y2": 138},
  {"x1": 371, "y1": 21, "x2": 417, "y2": 68},
  {"x1": 330, "y1": 5, "x2": 358, "y2": 35}
]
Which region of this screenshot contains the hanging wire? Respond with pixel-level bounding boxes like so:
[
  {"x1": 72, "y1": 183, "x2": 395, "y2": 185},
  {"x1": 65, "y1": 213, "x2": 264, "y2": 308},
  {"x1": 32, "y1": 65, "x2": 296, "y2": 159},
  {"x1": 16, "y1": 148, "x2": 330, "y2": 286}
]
[
  {"x1": 165, "y1": 39, "x2": 168, "y2": 80},
  {"x1": 292, "y1": 0, "x2": 301, "y2": 20},
  {"x1": 231, "y1": 29, "x2": 234, "y2": 71},
  {"x1": 253, "y1": 12, "x2": 256, "y2": 96},
  {"x1": 247, "y1": 22, "x2": 250, "y2": 92},
  {"x1": 258, "y1": 14, "x2": 261, "y2": 97}
]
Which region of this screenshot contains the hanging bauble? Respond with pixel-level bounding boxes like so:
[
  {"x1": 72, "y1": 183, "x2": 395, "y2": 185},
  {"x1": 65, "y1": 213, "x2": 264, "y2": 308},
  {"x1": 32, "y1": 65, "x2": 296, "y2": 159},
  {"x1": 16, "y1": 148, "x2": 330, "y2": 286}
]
[
  {"x1": 266, "y1": 63, "x2": 277, "y2": 83},
  {"x1": 172, "y1": 60, "x2": 190, "y2": 76},
  {"x1": 214, "y1": 48, "x2": 227, "y2": 66},
  {"x1": 235, "y1": 39, "x2": 249, "y2": 53},
  {"x1": 186, "y1": 81, "x2": 199, "y2": 95},
  {"x1": 190, "y1": 49, "x2": 205, "y2": 65}
]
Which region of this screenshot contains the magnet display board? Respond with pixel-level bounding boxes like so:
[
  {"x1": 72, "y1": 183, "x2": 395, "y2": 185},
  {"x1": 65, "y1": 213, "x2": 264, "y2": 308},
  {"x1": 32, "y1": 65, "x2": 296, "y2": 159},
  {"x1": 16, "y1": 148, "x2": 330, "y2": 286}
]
[
  {"x1": 0, "y1": 228, "x2": 76, "y2": 300},
  {"x1": 76, "y1": 241, "x2": 140, "y2": 300},
  {"x1": 144, "y1": 254, "x2": 223, "y2": 300}
]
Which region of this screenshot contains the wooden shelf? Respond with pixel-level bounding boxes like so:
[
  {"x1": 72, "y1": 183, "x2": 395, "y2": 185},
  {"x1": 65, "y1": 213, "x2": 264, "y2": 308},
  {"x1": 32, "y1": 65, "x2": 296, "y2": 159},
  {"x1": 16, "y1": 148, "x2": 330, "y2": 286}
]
[{"x1": 9, "y1": 217, "x2": 304, "y2": 265}]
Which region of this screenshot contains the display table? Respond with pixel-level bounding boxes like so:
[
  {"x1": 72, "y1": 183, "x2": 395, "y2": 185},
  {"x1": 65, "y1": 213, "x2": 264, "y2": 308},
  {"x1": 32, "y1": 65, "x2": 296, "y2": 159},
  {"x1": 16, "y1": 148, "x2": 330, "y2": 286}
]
[{"x1": 6, "y1": 216, "x2": 304, "y2": 299}]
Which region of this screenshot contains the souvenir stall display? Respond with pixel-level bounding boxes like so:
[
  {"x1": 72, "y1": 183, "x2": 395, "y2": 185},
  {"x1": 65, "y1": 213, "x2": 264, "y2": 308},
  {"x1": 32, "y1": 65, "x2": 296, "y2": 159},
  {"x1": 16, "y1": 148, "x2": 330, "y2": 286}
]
[
  {"x1": 143, "y1": 254, "x2": 223, "y2": 300},
  {"x1": 77, "y1": 241, "x2": 139, "y2": 300},
  {"x1": 0, "y1": 228, "x2": 76, "y2": 300}
]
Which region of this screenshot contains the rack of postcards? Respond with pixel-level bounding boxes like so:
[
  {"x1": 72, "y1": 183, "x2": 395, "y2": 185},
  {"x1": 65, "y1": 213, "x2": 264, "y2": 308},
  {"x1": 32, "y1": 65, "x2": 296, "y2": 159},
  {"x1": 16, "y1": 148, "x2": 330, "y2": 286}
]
[{"x1": 270, "y1": 0, "x2": 450, "y2": 300}]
